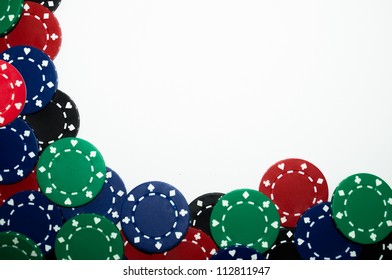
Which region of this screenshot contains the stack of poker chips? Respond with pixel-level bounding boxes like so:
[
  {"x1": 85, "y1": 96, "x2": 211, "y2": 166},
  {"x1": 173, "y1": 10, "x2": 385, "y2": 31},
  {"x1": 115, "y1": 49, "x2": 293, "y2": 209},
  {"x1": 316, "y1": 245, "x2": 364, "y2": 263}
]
[{"x1": 1, "y1": 2, "x2": 392, "y2": 260}]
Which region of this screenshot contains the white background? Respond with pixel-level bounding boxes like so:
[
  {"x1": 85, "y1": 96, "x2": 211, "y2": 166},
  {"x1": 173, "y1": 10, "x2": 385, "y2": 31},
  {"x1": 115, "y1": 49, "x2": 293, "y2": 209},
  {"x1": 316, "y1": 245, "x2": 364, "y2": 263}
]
[{"x1": 54, "y1": 0, "x2": 392, "y2": 203}]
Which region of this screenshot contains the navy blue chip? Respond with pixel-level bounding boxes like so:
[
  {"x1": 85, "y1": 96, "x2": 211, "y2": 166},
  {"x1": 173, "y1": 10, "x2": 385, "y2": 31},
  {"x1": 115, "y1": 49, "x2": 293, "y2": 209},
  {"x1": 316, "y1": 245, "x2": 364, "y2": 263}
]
[
  {"x1": 0, "y1": 118, "x2": 39, "y2": 185},
  {"x1": 211, "y1": 245, "x2": 265, "y2": 260},
  {"x1": 120, "y1": 181, "x2": 190, "y2": 253},
  {"x1": 60, "y1": 167, "x2": 127, "y2": 224},
  {"x1": 0, "y1": 46, "x2": 58, "y2": 114},
  {"x1": 0, "y1": 190, "x2": 63, "y2": 255},
  {"x1": 294, "y1": 202, "x2": 362, "y2": 260}
]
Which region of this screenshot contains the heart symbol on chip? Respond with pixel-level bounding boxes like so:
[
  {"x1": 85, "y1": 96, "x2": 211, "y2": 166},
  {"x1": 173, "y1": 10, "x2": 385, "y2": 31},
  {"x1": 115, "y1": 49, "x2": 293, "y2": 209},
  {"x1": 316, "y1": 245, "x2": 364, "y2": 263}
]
[
  {"x1": 23, "y1": 47, "x2": 31, "y2": 55},
  {"x1": 70, "y1": 139, "x2": 78, "y2": 147},
  {"x1": 7, "y1": 199, "x2": 14, "y2": 206},
  {"x1": 278, "y1": 163, "x2": 285, "y2": 170},
  {"x1": 94, "y1": 217, "x2": 101, "y2": 224},
  {"x1": 228, "y1": 250, "x2": 236, "y2": 257}
]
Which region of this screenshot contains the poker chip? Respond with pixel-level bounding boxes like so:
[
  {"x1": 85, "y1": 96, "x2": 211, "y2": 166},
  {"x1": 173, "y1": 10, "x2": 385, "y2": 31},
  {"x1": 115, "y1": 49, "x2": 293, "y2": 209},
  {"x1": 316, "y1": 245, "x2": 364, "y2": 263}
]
[
  {"x1": 0, "y1": 190, "x2": 63, "y2": 255},
  {"x1": 0, "y1": 60, "x2": 26, "y2": 127},
  {"x1": 263, "y1": 228, "x2": 302, "y2": 260},
  {"x1": 331, "y1": 173, "x2": 392, "y2": 244},
  {"x1": 160, "y1": 227, "x2": 218, "y2": 260},
  {"x1": 60, "y1": 167, "x2": 127, "y2": 224},
  {"x1": 121, "y1": 230, "x2": 155, "y2": 260},
  {"x1": 29, "y1": 0, "x2": 62, "y2": 12},
  {"x1": 0, "y1": 0, "x2": 23, "y2": 36},
  {"x1": 359, "y1": 231, "x2": 392, "y2": 260},
  {"x1": 0, "y1": 169, "x2": 39, "y2": 206},
  {"x1": 121, "y1": 181, "x2": 190, "y2": 253},
  {"x1": 295, "y1": 202, "x2": 362, "y2": 260},
  {"x1": 211, "y1": 245, "x2": 265, "y2": 260},
  {"x1": 55, "y1": 213, "x2": 124, "y2": 260},
  {"x1": 1, "y1": 45, "x2": 58, "y2": 115},
  {"x1": 0, "y1": 1, "x2": 62, "y2": 59},
  {"x1": 259, "y1": 158, "x2": 329, "y2": 228},
  {"x1": 0, "y1": 231, "x2": 43, "y2": 260},
  {"x1": 189, "y1": 192, "x2": 224, "y2": 238},
  {"x1": 21, "y1": 89, "x2": 80, "y2": 152},
  {"x1": 37, "y1": 137, "x2": 106, "y2": 207},
  {"x1": 0, "y1": 118, "x2": 38, "y2": 185},
  {"x1": 210, "y1": 188, "x2": 280, "y2": 254}
]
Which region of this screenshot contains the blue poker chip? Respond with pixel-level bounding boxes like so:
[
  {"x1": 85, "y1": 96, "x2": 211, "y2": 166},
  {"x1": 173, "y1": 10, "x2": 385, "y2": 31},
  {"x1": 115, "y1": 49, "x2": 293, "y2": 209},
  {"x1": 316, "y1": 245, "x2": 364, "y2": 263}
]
[
  {"x1": 211, "y1": 245, "x2": 265, "y2": 260},
  {"x1": 0, "y1": 118, "x2": 39, "y2": 184},
  {"x1": 121, "y1": 181, "x2": 190, "y2": 253},
  {"x1": 294, "y1": 202, "x2": 362, "y2": 260},
  {"x1": 0, "y1": 46, "x2": 58, "y2": 114},
  {"x1": 0, "y1": 190, "x2": 63, "y2": 255},
  {"x1": 60, "y1": 167, "x2": 127, "y2": 224}
]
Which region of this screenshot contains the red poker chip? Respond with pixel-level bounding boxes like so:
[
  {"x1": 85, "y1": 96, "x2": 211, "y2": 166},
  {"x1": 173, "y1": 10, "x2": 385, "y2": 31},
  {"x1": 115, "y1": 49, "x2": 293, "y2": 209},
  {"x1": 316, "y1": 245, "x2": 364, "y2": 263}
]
[
  {"x1": 0, "y1": 1, "x2": 62, "y2": 59},
  {"x1": 0, "y1": 60, "x2": 26, "y2": 126},
  {"x1": 156, "y1": 227, "x2": 218, "y2": 260},
  {"x1": 259, "y1": 158, "x2": 329, "y2": 228},
  {"x1": 0, "y1": 169, "x2": 39, "y2": 206},
  {"x1": 121, "y1": 231, "x2": 155, "y2": 260}
]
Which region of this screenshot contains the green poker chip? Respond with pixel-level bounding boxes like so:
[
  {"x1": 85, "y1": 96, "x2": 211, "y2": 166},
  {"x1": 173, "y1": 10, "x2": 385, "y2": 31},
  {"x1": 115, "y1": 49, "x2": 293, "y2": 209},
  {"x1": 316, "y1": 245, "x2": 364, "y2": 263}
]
[
  {"x1": 210, "y1": 188, "x2": 280, "y2": 253},
  {"x1": 37, "y1": 137, "x2": 106, "y2": 207},
  {"x1": 331, "y1": 173, "x2": 392, "y2": 244},
  {"x1": 0, "y1": 231, "x2": 44, "y2": 260},
  {"x1": 55, "y1": 213, "x2": 124, "y2": 260},
  {"x1": 0, "y1": 0, "x2": 23, "y2": 36}
]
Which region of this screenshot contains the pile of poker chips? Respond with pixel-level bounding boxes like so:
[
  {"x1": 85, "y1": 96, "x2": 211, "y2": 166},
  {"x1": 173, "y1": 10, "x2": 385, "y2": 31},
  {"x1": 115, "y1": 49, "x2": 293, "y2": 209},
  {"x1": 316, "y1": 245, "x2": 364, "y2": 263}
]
[{"x1": 0, "y1": 1, "x2": 392, "y2": 261}]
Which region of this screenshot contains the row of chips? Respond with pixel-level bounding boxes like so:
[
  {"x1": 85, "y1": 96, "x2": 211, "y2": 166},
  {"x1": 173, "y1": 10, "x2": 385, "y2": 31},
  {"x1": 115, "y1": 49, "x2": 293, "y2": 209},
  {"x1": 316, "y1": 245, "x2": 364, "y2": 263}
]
[{"x1": 1, "y1": 1, "x2": 392, "y2": 260}]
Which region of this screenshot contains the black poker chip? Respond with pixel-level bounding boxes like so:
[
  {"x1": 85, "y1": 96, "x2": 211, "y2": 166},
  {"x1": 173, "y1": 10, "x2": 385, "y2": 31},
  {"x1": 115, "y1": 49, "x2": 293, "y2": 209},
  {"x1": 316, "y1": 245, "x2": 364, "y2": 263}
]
[
  {"x1": 21, "y1": 89, "x2": 80, "y2": 152},
  {"x1": 29, "y1": 0, "x2": 62, "y2": 12},
  {"x1": 189, "y1": 192, "x2": 224, "y2": 238},
  {"x1": 263, "y1": 227, "x2": 302, "y2": 260},
  {"x1": 359, "y1": 231, "x2": 392, "y2": 260}
]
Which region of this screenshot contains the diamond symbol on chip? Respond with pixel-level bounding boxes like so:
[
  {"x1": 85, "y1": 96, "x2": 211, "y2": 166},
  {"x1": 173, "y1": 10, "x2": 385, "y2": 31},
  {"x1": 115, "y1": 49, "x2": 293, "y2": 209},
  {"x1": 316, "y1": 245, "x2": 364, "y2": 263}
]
[
  {"x1": 297, "y1": 238, "x2": 304, "y2": 245},
  {"x1": 134, "y1": 237, "x2": 140, "y2": 243},
  {"x1": 57, "y1": 237, "x2": 65, "y2": 243},
  {"x1": 147, "y1": 184, "x2": 155, "y2": 192},
  {"x1": 169, "y1": 190, "x2": 176, "y2": 197},
  {"x1": 350, "y1": 251, "x2": 357, "y2": 257},
  {"x1": 242, "y1": 191, "x2": 249, "y2": 199},
  {"x1": 338, "y1": 190, "x2": 345, "y2": 196},
  {"x1": 336, "y1": 212, "x2": 343, "y2": 219},
  {"x1": 155, "y1": 242, "x2": 162, "y2": 250},
  {"x1": 322, "y1": 204, "x2": 329, "y2": 212}
]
